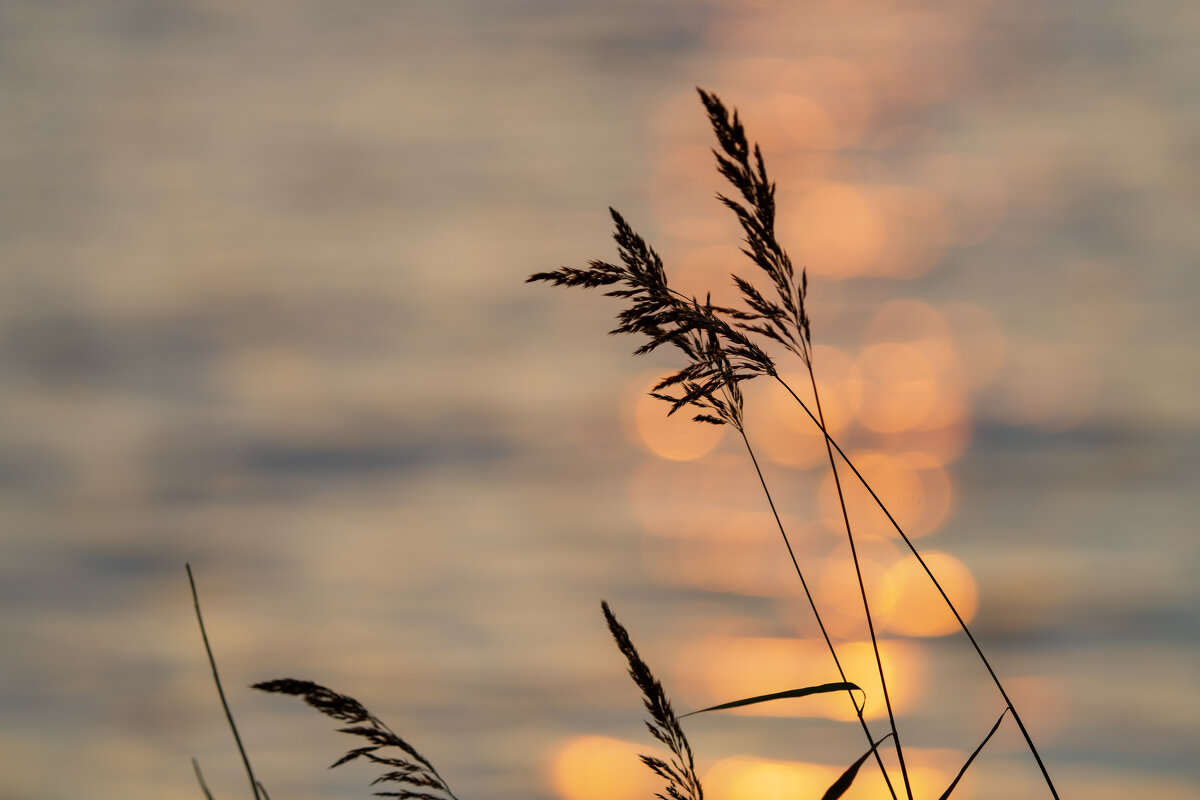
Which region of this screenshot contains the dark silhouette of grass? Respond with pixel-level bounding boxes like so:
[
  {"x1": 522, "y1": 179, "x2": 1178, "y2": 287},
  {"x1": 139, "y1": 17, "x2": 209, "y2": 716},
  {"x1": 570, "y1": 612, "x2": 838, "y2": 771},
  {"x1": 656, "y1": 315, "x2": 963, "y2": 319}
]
[
  {"x1": 603, "y1": 601, "x2": 704, "y2": 800},
  {"x1": 530, "y1": 88, "x2": 1060, "y2": 799},
  {"x1": 253, "y1": 679, "x2": 460, "y2": 800},
  {"x1": 190, "y1": 88, "x2": 1060, "y2": 800},
  {"x1": 187, "y1": 564, "x2": 268, "y2": 800}
]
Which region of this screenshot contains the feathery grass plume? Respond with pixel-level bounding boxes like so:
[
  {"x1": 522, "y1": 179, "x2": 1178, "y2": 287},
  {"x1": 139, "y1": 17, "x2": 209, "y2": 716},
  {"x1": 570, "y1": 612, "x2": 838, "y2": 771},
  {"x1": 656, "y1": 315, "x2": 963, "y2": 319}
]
[
  {"x1": 695, "y1": 89, "x2": 917, "y2": 800},
  {"x1": 698, "y1": 88, "x2": 1059, "y2": 800},
  {"x1": 528, "y1": 209, "x2": 773, "y2": 429},
  {"x1": 696, "y1": 88, "x2": 812, "y2": 366},
  {"x1": 253, "y1": 679, "x2": 459, "y2": 800},
  {"x1": 602, "y1": 601, "x2": 703, "y2": 800},
  {"x1": 531, "y1": 95, "x2": 904, "y2": 800}
]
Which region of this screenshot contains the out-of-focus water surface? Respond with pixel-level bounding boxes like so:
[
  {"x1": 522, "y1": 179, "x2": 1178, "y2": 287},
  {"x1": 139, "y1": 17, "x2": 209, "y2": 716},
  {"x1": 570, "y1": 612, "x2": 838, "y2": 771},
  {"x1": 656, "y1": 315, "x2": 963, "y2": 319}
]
[{"x1": 1, "y1": 2, "x2": 1197, "y2": 799}]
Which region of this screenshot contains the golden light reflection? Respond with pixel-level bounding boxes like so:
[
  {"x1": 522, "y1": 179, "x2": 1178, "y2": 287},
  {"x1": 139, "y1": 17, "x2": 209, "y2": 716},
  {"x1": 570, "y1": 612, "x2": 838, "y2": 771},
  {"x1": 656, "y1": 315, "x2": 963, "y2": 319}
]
[
  {"x1": 703, "y1": 754, "x2": 957, "y2": 800},
  {"x1": 745, "y1": 348, "x2": 862, "y2": 469},
  {"x1": 815, "y1": 538, "x2": 900, "y2": 640},
  {"x1": 675, "y1": 244, "x2": 760, "y2": 308},
  {"x1": 705, "y1": 756, "x2": 838, "y2": 800},
  {"x1": 677, "y1": 635, "x2": 925, "y2": 722},
  {"x1": 624, "y1": 371, "x2": 725, "y2": 461},
  {"x1": 856, "y1": 343, "x2": 939, "y2": 433},
  {"x1": 550, "y1": 736, "x2": 661, "y2": 800},
  {"x1": 719, "y1": 57, "x2": 874, "y2": 152},
  {"x1": 817, "y1": 451, "x2": 953, "y2": 540},
  {"x1": 785, "y1": 183, "x2": 886, "y2": 279},
  {"x1": 779, "y1": 183, "x2": 947, "y2": 281},
  {"x1": 879, "y1": 551, "x2": 978, "y2": 638}
]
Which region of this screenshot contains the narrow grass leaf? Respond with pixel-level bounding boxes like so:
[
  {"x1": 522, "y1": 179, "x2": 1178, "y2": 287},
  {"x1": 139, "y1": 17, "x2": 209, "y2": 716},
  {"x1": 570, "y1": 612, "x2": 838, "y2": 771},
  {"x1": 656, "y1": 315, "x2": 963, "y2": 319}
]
[
  {"x1": 821, "y1": 734, "x2": 893, "y2": 800},
  {"x1": 191, "y1": 758, "x2": 215, "y2": 800},
  {"x1": 679, "y1": 683, "x2": 862, "y2": 718},
  {"x1": 937, "y1": 708, "x2": 1010, "y2": 800}
]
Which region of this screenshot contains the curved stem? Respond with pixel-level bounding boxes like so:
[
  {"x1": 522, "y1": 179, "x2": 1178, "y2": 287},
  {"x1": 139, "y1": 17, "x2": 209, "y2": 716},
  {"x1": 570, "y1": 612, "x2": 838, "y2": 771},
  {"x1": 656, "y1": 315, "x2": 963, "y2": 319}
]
[
  {"x1": 187, "y1": 564, "x2": 264, "y2": 800},
  {"x1": 804, "y1": 371, "x2": 914, "y2": 800},
  {"x1": 737, "y1": 428, "x2": 899, "y2": 800},
  {"x1": 774, "y1": 375, "x2": 1060, "y2": 800}
]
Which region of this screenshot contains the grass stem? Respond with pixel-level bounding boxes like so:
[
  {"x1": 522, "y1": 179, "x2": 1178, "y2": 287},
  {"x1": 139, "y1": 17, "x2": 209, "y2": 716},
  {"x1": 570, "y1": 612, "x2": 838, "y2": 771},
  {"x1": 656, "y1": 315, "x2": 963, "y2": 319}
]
[
  {"x1": 738, "y1": 429, "x2": 900, "y2": 800},
  {"x1": 187, "y1": 564, "x2": 264, "y2": 800},
  {"x1": 774, "y1": 377, "x2": 1060, "y2": 799},
  {"x1": 806, "y1": 369, "x2": 914, "y2": 800}
]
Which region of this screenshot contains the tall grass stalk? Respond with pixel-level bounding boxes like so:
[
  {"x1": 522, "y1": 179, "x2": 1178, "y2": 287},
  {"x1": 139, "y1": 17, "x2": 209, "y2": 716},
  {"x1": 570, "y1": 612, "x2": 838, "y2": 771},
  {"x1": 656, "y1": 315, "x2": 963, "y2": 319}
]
[
  {"x1": 530, "y1": 87, "x2": 1060, "y2": 799},
  {"x1": 775, "y1": 376, "x2": 1060, "y2": 798},
  {"x1": 187, "y1": 563, "x2": 266, "y2": 800}
]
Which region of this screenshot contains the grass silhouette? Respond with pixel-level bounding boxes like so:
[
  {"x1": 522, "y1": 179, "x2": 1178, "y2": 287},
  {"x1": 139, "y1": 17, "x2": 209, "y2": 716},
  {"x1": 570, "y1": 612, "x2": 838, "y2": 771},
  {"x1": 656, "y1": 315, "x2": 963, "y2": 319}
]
[{"x1": 191, "y1": 89, "x2": 1059, "y2": 800}]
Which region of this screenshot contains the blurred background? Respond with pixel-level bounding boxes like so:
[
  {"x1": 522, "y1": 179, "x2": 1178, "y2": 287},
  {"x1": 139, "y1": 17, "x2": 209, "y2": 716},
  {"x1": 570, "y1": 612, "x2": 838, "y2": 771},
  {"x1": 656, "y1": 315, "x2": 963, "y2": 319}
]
[{"x1": 1, "y1": 1, "x2": 1197, "y2": 799}]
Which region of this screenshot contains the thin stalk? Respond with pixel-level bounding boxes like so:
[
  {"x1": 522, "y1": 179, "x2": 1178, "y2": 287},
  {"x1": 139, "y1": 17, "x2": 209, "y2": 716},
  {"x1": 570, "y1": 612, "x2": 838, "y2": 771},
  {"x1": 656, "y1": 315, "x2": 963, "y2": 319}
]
[
  {"x1": 187, "y1": 564, "x2": 264, "y2": 800},
  {"x1": 774, "y1": 376, "x2": 1060, "y2": 799},
  {"x1": 805, "y1": 369, "x2": 914, "y2": 800},
  {"x1": 737, "y1": 427, "x2": 899, "y2": 800}
]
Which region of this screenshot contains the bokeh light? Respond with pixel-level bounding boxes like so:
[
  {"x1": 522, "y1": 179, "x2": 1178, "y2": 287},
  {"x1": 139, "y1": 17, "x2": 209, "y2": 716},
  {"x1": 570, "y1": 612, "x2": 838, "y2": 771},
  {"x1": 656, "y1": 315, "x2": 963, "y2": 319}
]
[
  {"x1": 879, "y1": 551, "x2": 979, "y2": 638},
  {"x1": 624, "y1": 371, "x2": 725, "y2": 461},
  {"x1": 550, "y1": 736, "x2": 662, "y2": 800},
  {"x1": 678, "y1": 635, "x2": 925, "y2": 722},
  {"x1": 817, "y1": 451, "x2": 952, "y2": 540}
]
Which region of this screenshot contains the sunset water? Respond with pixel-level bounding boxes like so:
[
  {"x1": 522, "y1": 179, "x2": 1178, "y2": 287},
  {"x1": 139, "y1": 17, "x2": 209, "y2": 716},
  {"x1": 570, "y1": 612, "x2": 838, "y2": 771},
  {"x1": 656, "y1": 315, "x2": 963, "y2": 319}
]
[{"x1": 1, "y1": 2, "x2": 1197, "y2": 800}]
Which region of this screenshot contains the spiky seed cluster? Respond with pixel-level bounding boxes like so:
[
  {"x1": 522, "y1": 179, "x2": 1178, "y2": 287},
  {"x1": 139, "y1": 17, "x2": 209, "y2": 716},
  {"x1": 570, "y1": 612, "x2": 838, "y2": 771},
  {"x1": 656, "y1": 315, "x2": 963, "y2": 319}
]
[
  {"x1": 602, "y1": 602, "x2": 703, "y2": 800},
  {"x1": 698, "y1": 88, "x2": 813, "y2": 366},
  {"x1": 529, "y1": 89, "x2": 815, "y2": 428},
  {"x1": 253, "y1": 679, "x2": 458, "y2": 800},
  {"x1": 528, "y1": 209, "x2": 773, "y2": 430}
]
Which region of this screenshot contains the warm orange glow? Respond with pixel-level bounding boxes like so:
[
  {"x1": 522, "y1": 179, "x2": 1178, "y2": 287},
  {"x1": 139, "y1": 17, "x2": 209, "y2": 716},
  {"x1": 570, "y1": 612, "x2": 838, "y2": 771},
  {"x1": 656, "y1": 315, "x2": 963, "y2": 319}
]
[
  {"x1": 780, "y1": 347, "x2": 863, "y2": 434},
  {"x1": 744, "y1": 352, "x2": 861, "y2": 469},
  {"x1": 675, "y1": 244, "x2": 754, "y2": 308},
  {"x1": 649, "y1": 145, "x2": 738, "y2": 244},
  {"x1": 719, "y1": 57, "x2": 874, "y2": 151},
  {"x1": 677, "y1": 635, "x2": 924, "y2": 722},
  {"x1": 550, "y1": 736, "x2": 661, "y2": 800},
  {"x1": 816, "y1": 538, "x2": 900, "y2": 639},
  {"x1": 780, "y1": 182, "x2": 947, "y2": 281},
  {"x1": 785, "y1": 183, "x2": 887, "y2": 279},
  {"x1": 756, "y1": 93, "x2": 842, "y2": 152},
  {"x1": 703, "y1": 752, "x2": 955, "y2": 800},
  {"x1": 705, "y1": 756, "x2": 838, "y2": 800},
  {"x1": 818, "y1": 451, "x2": 937, "y2": 540},
  {"x1": 905, "y1": 452, "x2": 954, "y2": 534},
  {"x1": 624, "y1": 371, "x2": 725, "y2": 461},
  {"x1": 879, "y1": 551, "x2": 978, "y2": 637},
  {"x1": 856, "y1": 343, "x2": 939, "y2": 433}
]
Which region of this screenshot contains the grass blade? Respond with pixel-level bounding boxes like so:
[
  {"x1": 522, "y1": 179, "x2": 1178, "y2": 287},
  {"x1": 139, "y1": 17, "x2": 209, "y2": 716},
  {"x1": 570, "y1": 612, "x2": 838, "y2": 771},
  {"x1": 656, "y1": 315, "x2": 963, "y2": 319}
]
[
  {"x1": 821, "y1": 734, "x2": 893, "y2": 800},
  {"x1": 191, "y1": 757, "x2": 215, "y2": 800},
  {"x1": 187, "y1": 563, "x2": 264, "y2": 800},
  {"x1": 679, "y1": 683, "x2": 862, "y2": 718},
  {"x1": 937, "y1": 708, "x2": 1010, "y2": 800}
]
